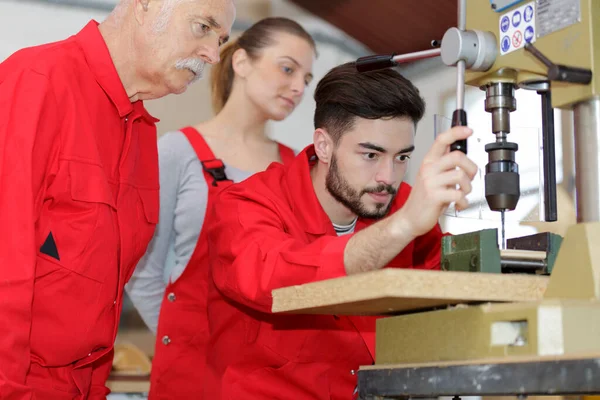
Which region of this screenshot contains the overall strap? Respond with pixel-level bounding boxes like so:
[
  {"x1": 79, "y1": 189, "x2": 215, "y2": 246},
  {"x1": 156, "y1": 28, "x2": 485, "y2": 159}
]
[{"x1": 180, "y1": 127, "x2": 232, "y2": 187}]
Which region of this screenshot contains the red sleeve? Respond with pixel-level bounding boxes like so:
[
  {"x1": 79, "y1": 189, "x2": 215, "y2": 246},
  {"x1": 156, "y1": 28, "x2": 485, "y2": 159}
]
[
  {"x1": 412, "y1": 224, "x2": 446, "y2": 270},
  {"x1": 207, "y1": 189, "x2": 351, "y2": 313},
  {"x1": 0, "y1": 69, "x2": 59, "y2": 398},
  {"x1": 88, "y1": 350, "x2": 113, "y2": 399}
]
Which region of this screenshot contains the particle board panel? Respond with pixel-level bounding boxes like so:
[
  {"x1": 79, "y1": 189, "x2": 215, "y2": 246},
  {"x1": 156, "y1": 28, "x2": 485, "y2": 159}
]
[{"x1": 272, "y1": 268, "x2": 549, "y2": 315}]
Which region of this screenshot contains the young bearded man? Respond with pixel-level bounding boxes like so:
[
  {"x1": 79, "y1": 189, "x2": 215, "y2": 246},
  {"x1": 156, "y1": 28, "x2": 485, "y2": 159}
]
[{"x1": 203, "y1": 62, "x2": 477, "y2": 399}]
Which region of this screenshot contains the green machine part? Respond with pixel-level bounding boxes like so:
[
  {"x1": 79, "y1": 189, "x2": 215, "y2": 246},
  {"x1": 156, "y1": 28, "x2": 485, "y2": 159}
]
[
  {"x1": 441, "y1": 229, "x2": 502, "y2": 273},
  {"x1": 441, "y1": 230, "x2": 563, "y2": 274}
]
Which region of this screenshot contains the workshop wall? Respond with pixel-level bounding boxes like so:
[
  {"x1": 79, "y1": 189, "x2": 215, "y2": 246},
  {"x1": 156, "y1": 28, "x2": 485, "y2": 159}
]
[
  {"x1": 0, "y1": 0, "x2": 572, "y2": 242},
  {"x1": 0, "y1": 0, "x2": 366, "y2": 154}
]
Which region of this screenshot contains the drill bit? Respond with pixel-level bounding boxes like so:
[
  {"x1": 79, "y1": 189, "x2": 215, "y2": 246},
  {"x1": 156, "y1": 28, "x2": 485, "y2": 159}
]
[{"x1": 500, "y1": 210, "x2": 506, "y2": 249}]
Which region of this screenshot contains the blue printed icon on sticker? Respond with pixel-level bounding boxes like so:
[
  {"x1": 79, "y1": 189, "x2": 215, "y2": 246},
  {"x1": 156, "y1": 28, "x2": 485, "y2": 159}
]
[
  {"x1": 512, "y1": 11, "x2": 521, "y2": 27},
  {"x1": 524, "y1": 26, "x2": 534, "y2": 43},
  {"x1": 524, "y1": 5, "x2": 534, "y2": 23},
  {"x1": 501, "y1": 36, "x2": 511, "y2": 53},
  {"x1": 501, "y1": 16, "x2": 510, "y2": 33}
]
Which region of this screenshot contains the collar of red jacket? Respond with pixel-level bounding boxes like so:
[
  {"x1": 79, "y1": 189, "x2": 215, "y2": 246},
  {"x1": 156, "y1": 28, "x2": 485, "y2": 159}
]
[
  {"x1": 286, "y1": 144, "x2": 411, "y2": 236},
  {"x1": 74, "y1": 20, "x2": 158, "y2": 124},
  {"x1": 285, "y1": 145, "x2": 345, "y2": 236}
]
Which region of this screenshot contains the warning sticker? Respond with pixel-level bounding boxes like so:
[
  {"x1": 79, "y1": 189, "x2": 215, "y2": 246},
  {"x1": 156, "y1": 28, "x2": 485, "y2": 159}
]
[
  {"x1": 536, "y1": 0, "x2": 581, "y2": 39},
  {"x1": 499, "y1": 1, "x2": 536, "y2": 55}
]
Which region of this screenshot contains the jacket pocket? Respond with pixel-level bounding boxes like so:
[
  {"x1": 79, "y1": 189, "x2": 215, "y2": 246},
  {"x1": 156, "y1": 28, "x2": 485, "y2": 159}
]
[
  {"x1": 62, "y1": 160, "x2": 118, "y2": 283},
  {"x1": 69, "y1": 162, "x2": 117, "y2": 210}
]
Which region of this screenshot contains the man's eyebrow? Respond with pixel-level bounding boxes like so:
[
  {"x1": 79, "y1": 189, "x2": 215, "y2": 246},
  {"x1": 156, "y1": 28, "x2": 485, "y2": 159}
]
[
  {"x1": 206, "y1": 16, "x2": 221, "y2": 29},
  {"x1": 397, "y1": 145, "x2": 415, "y2": 154},
  {"x1": 198, "y1": 15, "x2": 229, "y2": 44},
  {"x1": 358, "y1": 143, "x2": 415, "y2": 154},
  {"x1": 358, "y1": 142, "x2": 386, "y2": 153}
]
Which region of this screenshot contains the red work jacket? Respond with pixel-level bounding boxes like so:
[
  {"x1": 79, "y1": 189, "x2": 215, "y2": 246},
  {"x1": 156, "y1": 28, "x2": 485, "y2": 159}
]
[
  {"x1": 0, "y1": 21, "x2": 159, "y2": 399},
  {"x1": 204, "y1": 145, "x2": 443, "y2": 399},
  {"x1": 149, "y1": 127, "x2": 295, "y2": 399}
]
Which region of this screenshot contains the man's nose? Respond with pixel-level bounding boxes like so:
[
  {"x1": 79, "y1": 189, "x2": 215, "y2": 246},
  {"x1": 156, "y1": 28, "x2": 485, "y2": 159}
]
[
  {"x1": 198, "y1": 36, "x2": 220, "y2": 65},
  {"x1": 374, "y1": 160, "x2": 396, "y2": 186}
]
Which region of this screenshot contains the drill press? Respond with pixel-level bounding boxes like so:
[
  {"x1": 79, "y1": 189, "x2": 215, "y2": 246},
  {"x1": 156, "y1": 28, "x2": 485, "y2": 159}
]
[{"x1": 356, "y1": 0, "x2": 600, "y2": 366}]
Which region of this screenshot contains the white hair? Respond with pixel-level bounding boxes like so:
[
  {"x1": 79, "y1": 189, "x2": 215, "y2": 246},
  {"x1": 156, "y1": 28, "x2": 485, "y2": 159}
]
[
  {"x1": 108, "y1": 0, "x2": 183, "y2": 32},
  {"x1": 152, "y1": 0, "x2": 184, "y2": 33}
]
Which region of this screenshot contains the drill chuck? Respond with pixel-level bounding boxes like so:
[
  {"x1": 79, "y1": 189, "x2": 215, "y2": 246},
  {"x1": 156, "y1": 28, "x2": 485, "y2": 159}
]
[{"x1": 485, "y1": 142, "x2": 520, "y2": 211}]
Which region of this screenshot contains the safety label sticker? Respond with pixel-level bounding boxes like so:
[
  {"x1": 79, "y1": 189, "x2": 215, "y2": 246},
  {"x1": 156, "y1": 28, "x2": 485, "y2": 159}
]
[
  {"x1": 499, "y1": 1, "x2": 536, "y2": 55},
  {"x1": 536, "y1": 0, "x2": 581, "y2": 39}
]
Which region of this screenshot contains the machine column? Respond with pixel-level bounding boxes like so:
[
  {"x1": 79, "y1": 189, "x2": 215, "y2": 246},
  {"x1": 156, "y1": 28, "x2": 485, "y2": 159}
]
[{"x1": 574, "y1": 97, "x2": 600, "y2": 223}]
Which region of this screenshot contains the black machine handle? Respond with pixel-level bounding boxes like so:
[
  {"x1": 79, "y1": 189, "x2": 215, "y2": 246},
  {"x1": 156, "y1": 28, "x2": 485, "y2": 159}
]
[
  {"x1": 525, "y1": 43, "x2": 593, "y2": 85},
  {"x1": 450, "y1": 109, "x2": 468, "y2": 153},
  {"x1": 524, "y1": 42, "x2": 586, "y2": 222},
  {"x1": 538, "y1": 89, "x2": 558, "y2": 222},
  {"x1": 356, "y1": 54, "x2": 396, "y2": 72}
]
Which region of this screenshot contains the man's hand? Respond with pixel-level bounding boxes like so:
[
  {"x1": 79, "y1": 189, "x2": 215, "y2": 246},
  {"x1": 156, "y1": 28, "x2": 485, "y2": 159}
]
[
  {"x1": 394, "y1": 126, "x2": 478, "y2": 237},
  {"x1": 343, "y1": 126, "x2": 477, "y2": 275}
]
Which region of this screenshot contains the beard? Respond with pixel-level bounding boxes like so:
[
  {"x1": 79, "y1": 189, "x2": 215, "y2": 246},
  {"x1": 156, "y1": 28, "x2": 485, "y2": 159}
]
[{"x1": 325, "y1": 153, "x2": 397, "y2": 219}]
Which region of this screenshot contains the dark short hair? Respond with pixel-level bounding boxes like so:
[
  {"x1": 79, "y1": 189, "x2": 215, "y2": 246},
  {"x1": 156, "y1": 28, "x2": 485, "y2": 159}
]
[{"x1": 313, "y1": 62, "x2": 425, "y2": 143}]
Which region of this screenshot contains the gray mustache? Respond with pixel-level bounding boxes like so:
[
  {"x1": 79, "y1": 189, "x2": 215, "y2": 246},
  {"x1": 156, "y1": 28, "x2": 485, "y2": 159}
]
[{"x1": 175, "y1": 59, "x2": 205, "y2": 79}]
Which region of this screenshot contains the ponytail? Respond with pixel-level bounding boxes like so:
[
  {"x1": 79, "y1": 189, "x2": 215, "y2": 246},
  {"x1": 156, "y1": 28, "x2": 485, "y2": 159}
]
[{"x1": 210, "y1": 39, "x2": 240, "y2": 114}]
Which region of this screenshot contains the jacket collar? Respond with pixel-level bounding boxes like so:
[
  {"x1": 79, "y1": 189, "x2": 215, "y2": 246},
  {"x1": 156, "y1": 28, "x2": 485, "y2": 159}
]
[
  {"x1": 285, "y1": 145, "x2": 338, "y2": 236},
  {"x1": 75, "y1": 20, "x2": 139, "y2": 119}
]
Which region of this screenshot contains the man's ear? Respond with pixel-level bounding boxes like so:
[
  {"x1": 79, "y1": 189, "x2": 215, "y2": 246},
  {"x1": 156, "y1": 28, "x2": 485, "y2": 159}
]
[
  {"x1": 313, "y1": 128, "x2": 335, "y2": 164},
  {"x1": 133, "y1": 0, "x2": 150, "y2": 25},
  {"x1": 231, "y1": 48, "x2": 250, "y2": 78}
]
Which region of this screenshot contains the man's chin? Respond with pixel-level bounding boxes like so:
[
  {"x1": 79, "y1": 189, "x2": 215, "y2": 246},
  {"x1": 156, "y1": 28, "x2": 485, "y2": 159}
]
[
  {"x1": 172, "y1": 84, "x2": 188, "y2": 95},
  {"x1": 171, "y1": 78, "x2": 195, "y2": 95},
  {"x1": 359, "y1": 199, "x2": 393, "y2": 219},
  {"x1": 363, "y1": 196, "x2": 392, "y2": 209},
  {"x1": 188, "y1": 72, "x2": 204, "y2": 85},
  {"x1": 353, "y1": 205, "x2": 386, "y2": 220}
]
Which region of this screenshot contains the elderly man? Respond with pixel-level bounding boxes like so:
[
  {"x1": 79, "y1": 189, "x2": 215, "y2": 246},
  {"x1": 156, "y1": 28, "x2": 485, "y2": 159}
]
[{"x1": 0, "y1": 0, "x2": 235, "y2": 398}]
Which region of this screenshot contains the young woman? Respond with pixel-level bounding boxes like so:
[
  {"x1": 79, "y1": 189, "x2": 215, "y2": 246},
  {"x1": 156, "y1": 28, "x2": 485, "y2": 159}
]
[{"x1": 125, "y1": 17, "x2": 316, "y2": 398}]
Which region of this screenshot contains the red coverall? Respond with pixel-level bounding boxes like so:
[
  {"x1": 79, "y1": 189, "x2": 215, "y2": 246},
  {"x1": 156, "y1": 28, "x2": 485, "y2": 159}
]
[
  {"x1": 204, "y1": 145, "x2": 443, "y2": 399},
  {"x1": 0, "y1": 21, "x2": 159, "y2": 399},
  {"x1": 148, "y1": 127, "x2": 294, "y2": 399}
]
